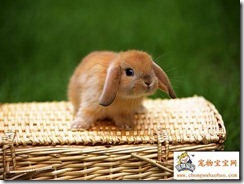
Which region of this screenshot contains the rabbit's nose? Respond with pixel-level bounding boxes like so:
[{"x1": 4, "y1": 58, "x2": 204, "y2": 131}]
[
  {"x1": 144, "y1": 81, "x2": 151, "y2": 86},
  {"x1": 143, "y1": 75, "x2": 153, "y2": 87}
]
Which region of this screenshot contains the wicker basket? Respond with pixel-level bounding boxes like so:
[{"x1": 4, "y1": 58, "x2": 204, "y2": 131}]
[{"x1": 0, "y1": 96, "x2": 226, "y2": 180}]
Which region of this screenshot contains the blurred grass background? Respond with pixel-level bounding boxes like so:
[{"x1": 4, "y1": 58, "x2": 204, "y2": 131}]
[{"x1": 0, "y1": 0, "x2": 239, "y2": 150}]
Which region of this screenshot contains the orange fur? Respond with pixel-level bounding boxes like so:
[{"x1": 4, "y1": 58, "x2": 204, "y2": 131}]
[{"x1": 68, "y1": 50, "x2": 176, "y2": 130}]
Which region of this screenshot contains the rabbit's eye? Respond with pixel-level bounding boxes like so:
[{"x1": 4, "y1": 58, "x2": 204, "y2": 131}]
[{"x1": 125, "y1": 68, "x2": 134, "y2": 76}]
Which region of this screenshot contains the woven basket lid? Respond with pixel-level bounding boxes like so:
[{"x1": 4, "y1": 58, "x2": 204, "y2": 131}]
[{"x1": 0, "y1": 96, "x2": 226, "y2": 146}]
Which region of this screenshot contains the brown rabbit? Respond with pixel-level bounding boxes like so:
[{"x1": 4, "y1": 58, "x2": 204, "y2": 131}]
[{"x1": 68, "y1": 50, "x2": 176, "y2": 130}]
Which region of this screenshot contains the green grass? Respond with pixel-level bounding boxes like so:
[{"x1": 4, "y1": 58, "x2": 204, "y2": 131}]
[{"x1": 0, "y1": 0, "x2": 240, "y2": 150}]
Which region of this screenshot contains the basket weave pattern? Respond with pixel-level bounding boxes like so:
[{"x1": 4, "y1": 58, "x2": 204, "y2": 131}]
[{"x1": 0, "y1": 96, "x2": 226, "y2": 180}]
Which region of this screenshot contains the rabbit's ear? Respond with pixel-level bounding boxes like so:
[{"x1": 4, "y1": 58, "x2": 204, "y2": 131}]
[
  {"x1": 99, "y1": 65, "x2": 121, "y2": 106},
  {"x1": 153, "y1": 62, "x2": 176, "y2": 99}
]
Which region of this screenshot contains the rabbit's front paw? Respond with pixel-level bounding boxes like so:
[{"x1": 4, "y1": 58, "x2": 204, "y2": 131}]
[
  {"x1": 114, "y1": 114, "x2": 135, "y2": 130},
  {"x1": 71, "y1": 118, "x2": 91, "y2": 130}
]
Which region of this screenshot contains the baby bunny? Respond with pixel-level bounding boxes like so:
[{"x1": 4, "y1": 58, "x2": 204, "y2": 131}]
[{"x1": 68, "y1": 50, "x2": 176, "y2": 130}]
